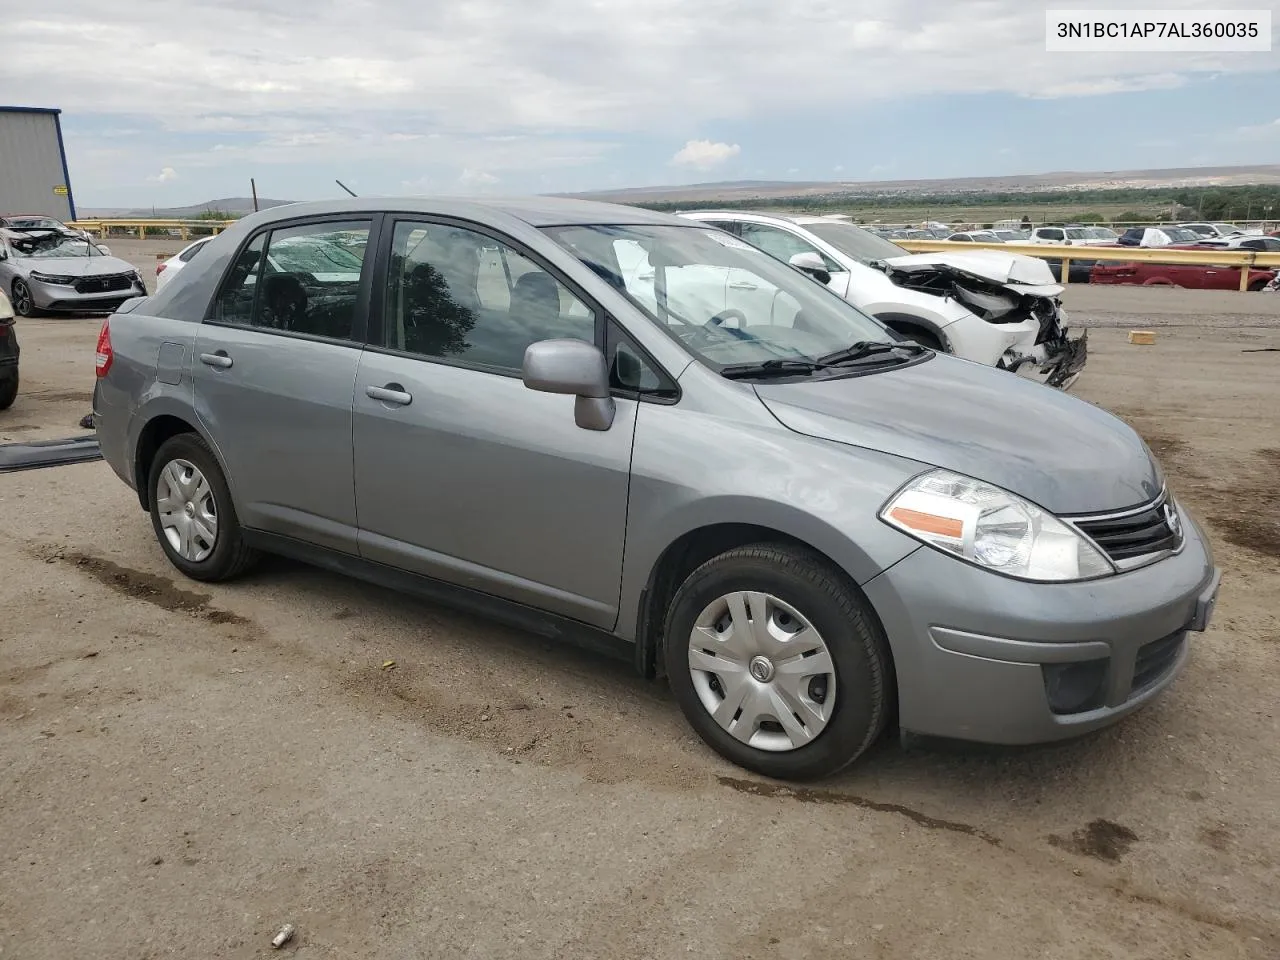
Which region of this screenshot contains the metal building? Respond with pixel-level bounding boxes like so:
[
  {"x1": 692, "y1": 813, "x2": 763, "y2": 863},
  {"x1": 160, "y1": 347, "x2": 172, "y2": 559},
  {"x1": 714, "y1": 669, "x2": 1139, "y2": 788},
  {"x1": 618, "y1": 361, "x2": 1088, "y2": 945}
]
[{"x1": 0, "y1": 106, "x2": 76, "y2": 221}]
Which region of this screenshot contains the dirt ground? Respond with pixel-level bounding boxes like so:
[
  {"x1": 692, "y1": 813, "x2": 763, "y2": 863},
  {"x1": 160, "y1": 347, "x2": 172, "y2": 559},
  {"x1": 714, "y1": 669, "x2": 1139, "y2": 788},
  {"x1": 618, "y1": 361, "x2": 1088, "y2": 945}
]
[{"x1": 1, "y1": 279, "x2": 1279, "y2": 959}]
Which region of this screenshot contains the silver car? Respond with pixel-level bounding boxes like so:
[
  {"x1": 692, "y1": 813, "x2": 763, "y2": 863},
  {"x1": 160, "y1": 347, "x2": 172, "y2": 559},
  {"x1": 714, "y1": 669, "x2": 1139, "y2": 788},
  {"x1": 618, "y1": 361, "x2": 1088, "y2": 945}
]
[
  {"x1": 92, "y1": 198, "x2": 1220, "y2": 780},
  {"x1": 0, "y1": 227, "x2": 145, "y2": 316}
]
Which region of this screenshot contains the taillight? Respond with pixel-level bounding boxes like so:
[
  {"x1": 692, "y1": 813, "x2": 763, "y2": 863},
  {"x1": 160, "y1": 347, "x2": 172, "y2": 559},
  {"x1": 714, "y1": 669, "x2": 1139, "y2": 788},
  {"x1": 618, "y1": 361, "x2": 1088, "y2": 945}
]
[{"x1": 95, "y1": 318, "x2": 113, "y2": 378}]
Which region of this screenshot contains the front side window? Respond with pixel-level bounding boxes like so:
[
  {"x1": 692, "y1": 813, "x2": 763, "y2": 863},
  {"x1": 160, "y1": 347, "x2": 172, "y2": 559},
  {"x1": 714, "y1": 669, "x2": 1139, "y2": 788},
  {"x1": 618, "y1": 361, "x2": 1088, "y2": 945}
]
[
  {"x1": 737, "y1": 223, "x2": 842, "y2": 273},
  {"x1": 213, "y1": 221, "x2": 370, "y2": 339},
  {"x1": 383, "y1": 221, "x2": 595, "y2": 373},
  {"x1": 544, "y1": 223, "x2": 890, "y2": 373}
]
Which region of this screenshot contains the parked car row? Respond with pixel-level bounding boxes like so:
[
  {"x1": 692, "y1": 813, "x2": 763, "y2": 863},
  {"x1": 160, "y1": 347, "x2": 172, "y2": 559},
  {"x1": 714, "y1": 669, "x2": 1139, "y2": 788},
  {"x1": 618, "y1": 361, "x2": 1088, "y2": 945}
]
[{"x1": 89, "y1": 197, "x2": 1220, "y2": 780}]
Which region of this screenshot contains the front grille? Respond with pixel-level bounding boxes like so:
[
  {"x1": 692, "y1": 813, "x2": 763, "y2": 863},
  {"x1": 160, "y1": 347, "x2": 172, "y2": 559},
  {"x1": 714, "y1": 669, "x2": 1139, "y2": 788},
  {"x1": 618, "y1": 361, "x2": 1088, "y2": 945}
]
[
  {"x1": 1071, "y1": 490, "x2": 1183, "y2": 565},
  {"x1": 74, "y1": 273, "x2": 134, "y2": 295},
  {"x1": 1131, "y1": 630, "x2": 1185, "y2": 693}
]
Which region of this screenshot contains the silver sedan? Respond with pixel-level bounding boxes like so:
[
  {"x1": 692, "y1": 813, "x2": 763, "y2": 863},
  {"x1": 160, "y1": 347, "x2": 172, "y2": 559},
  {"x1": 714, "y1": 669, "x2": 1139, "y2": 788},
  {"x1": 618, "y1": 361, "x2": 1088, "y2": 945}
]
[{"x1": 0, "y1": 228, "x2": 145, "y2": 316}]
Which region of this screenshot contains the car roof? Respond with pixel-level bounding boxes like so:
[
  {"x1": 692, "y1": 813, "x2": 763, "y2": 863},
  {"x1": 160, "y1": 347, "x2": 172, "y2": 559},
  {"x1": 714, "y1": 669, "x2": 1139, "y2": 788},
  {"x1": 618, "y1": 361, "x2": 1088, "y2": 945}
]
[{"x1": 241, "y1": 196, "x2": 684, "y2": 229}]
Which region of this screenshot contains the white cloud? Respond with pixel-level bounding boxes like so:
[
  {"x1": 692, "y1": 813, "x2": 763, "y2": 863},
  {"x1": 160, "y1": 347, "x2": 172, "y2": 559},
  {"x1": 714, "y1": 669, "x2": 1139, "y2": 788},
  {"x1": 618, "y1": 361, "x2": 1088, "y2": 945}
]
[
  {"x1": 1235, "y1": 118, "x2": 1280, "y2": 141},
  {"x1": 148, "y1": 166, "x2": 178, "y2": 183},
  {"x1": 458, "y1": 168, "x2": 500, "y2": 189},
  {"x1": 670, "y1": 139, "x2": 741, "y2": 169}
]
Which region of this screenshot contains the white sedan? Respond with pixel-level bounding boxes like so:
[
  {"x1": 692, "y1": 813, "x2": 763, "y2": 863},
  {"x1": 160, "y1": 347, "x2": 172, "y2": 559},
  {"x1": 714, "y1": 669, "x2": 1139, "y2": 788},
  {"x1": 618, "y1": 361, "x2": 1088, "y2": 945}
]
[{"x1": 155, "y1": 236, "x2": 214, "y2": 290}]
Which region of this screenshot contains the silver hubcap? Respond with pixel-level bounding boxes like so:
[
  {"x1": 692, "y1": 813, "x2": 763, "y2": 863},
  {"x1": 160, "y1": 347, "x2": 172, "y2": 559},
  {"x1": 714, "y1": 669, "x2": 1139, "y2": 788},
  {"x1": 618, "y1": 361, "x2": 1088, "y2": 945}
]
[
  {"x1": 156, "y1": 458, "x2": 218, "y2": 562},
  {"x1": 688, "y1": 591, "x2": 836, "y2": 752}
]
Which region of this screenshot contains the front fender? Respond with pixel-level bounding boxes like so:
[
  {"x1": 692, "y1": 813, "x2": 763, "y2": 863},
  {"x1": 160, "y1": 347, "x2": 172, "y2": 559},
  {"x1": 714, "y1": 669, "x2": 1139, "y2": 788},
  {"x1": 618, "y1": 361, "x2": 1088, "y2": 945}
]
[{"x1": 615, "y1": 386, "x2": 924, "y2": 641}]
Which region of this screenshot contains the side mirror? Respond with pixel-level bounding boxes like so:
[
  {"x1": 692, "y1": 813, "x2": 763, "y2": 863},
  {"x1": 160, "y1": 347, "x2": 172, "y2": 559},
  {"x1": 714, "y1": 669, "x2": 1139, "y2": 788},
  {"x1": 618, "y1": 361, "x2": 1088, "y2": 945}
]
[
  {"x1": 522, "y1": 339, "x2": 615, "y2": 431},
  {"x1": 789, "y1": 252, "x2": 831, "y2": 285},
  {"x1": 96, "y1": 244, "x2": 112, "y2": 255}
]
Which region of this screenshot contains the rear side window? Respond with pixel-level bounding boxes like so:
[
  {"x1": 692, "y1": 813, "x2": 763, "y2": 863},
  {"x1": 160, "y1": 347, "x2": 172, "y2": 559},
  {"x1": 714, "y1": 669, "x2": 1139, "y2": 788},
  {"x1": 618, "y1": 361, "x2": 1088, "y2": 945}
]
[
  {"x1": 212, "y1": 220, "x2": 371, "y2": 340},
  {"x1": 1040, "y1": 228, "x2": 1065, "y2": 241},
  {"x1": 178, "y1": 239, "x2": 210, "y2": 263}
]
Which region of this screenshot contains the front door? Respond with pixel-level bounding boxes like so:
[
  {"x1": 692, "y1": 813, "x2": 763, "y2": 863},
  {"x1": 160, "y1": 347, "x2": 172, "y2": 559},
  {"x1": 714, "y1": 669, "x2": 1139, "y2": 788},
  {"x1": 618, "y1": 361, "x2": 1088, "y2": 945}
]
[
  {"x1": 352, "y1": 218, "x2": 636, "y2": 628},
  {"x1": 192, "y1": 218, "x2": 374, "y2": 552}
]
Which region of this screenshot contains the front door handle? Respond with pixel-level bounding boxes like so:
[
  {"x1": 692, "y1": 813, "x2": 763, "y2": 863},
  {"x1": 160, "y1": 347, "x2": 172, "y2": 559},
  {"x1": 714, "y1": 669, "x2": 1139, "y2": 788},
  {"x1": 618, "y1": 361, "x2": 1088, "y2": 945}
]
[
  {"x1": 366, "y1": 383, "x2": 412, "y2": 406},
  {"x1": 729, "y1": 281, "x2": 758, "y2": 290},
  {"x1": 200, "y1": 351, "x2": 233, "y2": 369}
]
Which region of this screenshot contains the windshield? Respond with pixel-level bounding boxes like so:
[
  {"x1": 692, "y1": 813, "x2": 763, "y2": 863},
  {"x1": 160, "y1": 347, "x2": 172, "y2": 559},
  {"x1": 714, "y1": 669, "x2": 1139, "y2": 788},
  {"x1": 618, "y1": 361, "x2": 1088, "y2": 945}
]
[
  {"x1": 7, "y1": 217, "x2": 63, "y2": 230},
  {"x1": 543, "y1": 223, "x2": 891, "y2": 372},
  {"x1": 1086, "y1": 227, "x2": 1117, "y2": 239},
  {"x1": 1064, "y1": 228, "x2": 1091, "y2": 240},
  {"x1": 1165, "y1": 228, "x2": 1202, "y2": 243},
  {"x1": 268, "y1": 234, "x2": 364, "y2": 275},
  {"x1": 803, "y1": 221, "x2": 905, "y2": 263},
  {"x1": 1184, "y1": 224, "x2": 1215, "y2": 235},
  {"x1": 14, "y1": 234, "x2": 99, "y2": 259},
  {"x1": 994, "y1": 230, "x2": 1025, "y2": 241}
]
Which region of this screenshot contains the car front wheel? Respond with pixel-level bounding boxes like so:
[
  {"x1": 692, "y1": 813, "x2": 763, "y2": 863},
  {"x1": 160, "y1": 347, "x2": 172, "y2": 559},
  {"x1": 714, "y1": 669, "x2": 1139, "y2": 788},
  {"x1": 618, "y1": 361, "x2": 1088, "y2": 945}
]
[
  {"x1": 147, "y1": 433, "x2": 258, "y2": 582},
  {"x1": 0, "y1": 371, "x2": 16, "y2": 410},
  {"x1": 664, "y1": 544, "x2": 893, "y2": 780},
  {"x1": 11, "y1": 279, "x2": 36, "y2": 317}
]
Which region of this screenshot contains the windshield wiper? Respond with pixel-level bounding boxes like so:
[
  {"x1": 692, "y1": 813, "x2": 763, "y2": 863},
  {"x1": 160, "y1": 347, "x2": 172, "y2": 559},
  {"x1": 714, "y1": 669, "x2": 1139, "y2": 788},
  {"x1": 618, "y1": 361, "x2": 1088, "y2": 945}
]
[
  {"x1": 718, "y1": 358, "x2": 822, "y2": 379},
  {"x1": 816, "y1": 340, "x2": 929, "y2": 366}
]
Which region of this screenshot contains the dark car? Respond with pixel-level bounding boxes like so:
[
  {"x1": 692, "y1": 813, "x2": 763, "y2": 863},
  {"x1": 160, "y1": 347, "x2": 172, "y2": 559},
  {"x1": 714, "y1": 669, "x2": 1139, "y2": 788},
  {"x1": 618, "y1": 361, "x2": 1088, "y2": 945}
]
[{"x1": 0, "y1": 289, "x2": 17, "y2": 409}]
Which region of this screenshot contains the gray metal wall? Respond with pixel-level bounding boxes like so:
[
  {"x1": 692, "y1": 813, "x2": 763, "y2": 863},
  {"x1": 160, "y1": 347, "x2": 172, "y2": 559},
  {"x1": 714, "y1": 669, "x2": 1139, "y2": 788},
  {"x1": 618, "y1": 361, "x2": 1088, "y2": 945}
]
[{"x1": 0, "y1": 109, "x2": 74, "y2": 220}]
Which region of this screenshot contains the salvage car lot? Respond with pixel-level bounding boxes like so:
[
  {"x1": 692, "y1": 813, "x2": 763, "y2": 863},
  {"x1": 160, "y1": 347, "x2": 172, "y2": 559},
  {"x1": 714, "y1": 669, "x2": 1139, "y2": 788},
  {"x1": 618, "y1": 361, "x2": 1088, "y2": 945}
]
[{"x1": 2, "y1": 290, "x2": 1280, "y2": 958}]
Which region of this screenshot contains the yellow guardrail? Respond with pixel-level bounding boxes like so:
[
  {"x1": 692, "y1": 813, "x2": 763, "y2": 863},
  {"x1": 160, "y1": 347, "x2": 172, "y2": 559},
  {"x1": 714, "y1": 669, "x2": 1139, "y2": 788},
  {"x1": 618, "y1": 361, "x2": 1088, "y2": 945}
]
[
  {"x1": 895, "y1": 240, "x2": 1280, "y2": 291},
  {"x1": 67, "y1": 219, "x2": 237, "y2": 240}
]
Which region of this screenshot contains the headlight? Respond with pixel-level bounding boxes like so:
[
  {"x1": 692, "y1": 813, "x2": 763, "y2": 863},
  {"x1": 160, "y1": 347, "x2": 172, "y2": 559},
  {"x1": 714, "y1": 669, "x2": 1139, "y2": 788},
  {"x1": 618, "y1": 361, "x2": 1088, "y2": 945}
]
[
  {"x1": 880, "y1": 469, "x2": 1114, "y2": 582},
  {"x1": 30, "y1": 271, "x2": 77, "y2": 285}
]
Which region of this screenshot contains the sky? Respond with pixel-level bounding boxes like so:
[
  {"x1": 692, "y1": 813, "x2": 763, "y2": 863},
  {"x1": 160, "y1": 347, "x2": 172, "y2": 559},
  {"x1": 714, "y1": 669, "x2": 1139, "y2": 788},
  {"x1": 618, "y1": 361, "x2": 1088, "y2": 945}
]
[{"x1": 3, "y1": 0, "x2": 1278, "y2": 207}]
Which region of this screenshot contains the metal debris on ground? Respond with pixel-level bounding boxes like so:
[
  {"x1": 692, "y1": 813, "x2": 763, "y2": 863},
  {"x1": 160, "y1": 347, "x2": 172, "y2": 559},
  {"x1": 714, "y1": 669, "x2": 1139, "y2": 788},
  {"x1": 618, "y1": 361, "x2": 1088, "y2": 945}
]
[
  {"x1": 1127, "y1": 330, "x2": 1156, "y2": 345},
  {"x1": 381, "y1": 660, "x2": 396, "y2": 671},
  {"x1": 271, "y1": 924, "x2": 295, "y2": 948}
]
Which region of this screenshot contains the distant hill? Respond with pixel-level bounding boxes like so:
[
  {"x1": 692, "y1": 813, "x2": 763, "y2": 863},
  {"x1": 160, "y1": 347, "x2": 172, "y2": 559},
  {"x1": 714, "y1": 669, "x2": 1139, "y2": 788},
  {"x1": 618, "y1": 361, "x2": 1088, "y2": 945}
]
[
  {"x1": 564, "y1": 164, "x2": 1280, "y2": 204},
  {"x1": 79, "y1": 197, "x2": 295, "y2": 219}
]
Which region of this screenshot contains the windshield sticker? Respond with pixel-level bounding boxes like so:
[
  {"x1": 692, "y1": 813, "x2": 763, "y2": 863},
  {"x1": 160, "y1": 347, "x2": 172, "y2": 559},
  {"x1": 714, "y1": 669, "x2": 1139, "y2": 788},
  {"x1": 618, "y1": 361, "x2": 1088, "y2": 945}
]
[{"x1": 702, "y1": 230, "x2": 754, "y2": 251}]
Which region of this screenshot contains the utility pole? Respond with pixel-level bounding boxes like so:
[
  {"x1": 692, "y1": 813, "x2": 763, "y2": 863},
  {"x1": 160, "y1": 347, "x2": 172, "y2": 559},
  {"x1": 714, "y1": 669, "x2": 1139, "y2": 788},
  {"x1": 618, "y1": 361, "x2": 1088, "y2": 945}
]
[{"x1": 251, "y1": 178, "x2": 260, "y2": 213}]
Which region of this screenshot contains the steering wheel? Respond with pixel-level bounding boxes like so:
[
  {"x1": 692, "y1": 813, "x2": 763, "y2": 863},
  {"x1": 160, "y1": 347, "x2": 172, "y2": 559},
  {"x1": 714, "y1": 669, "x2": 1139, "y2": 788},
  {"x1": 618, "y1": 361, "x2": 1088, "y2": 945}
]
[{"x1": 704, "y1": 308, "x2": 746, "y2": 329}]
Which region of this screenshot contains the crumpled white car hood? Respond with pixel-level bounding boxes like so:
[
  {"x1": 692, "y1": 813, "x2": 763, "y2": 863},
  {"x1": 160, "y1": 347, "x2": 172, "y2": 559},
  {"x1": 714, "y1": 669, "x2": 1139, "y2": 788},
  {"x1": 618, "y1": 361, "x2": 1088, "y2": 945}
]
[{"x1": 883, "y1": 250, "x2": 1064, "y2": 297}]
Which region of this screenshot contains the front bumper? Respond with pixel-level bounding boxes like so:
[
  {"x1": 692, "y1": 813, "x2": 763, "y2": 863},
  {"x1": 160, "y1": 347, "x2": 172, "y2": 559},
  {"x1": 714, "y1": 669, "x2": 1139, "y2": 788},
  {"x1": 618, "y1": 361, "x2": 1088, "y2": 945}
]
[
  {"x1": 31, "y1": 278, "x2": 145, "y2": 314},
  {"x1": 862, "y1": 507, "x2": 1219, "y2": 745}
]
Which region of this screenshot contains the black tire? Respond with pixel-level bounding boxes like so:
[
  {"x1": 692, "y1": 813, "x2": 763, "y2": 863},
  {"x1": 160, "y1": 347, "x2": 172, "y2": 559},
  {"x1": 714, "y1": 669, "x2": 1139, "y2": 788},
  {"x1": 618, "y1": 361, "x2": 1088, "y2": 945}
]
[
  {"x1": 0, "y1": 372, "x2": 16, "y2": 410},
  {"x1": 147, "y1": 432, "x2": 258, "y2": 582},
  {"x1": 663, "y1": 544, "x2": 893, "y2": 780},
  {"x1": 11, "y1": 279, "x2": 37, "y2": 318}
]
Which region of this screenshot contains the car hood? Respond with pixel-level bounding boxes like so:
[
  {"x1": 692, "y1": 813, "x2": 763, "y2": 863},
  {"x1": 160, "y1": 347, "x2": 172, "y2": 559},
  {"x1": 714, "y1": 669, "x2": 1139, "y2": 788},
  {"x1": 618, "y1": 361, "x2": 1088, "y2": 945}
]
[
  {"x1": 15, "y1": 255, "x2": 136, "y2": 277},
  {"x1": 882, "y1": 250, "x2": 1063, "y2": 297},
  {"x1": 754, "y1": 354, "x2": 1162, "y2": 515}
]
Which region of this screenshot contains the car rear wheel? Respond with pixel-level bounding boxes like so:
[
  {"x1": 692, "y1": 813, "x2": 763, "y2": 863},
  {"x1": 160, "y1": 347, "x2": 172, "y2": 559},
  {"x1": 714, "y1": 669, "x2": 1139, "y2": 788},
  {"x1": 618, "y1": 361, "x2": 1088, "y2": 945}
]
[
  {"x1": 148, "y1": 433, "x2": 258, "y2": 582},
  {"x1": 664, "y1": 544, "x2": 893, "y2": 780},
  {"x1": 10, "y1": 280, "x2": 36, "y2": 318},
  {"x1": 0, "y1": 371, "x2": 17, "y2": 410}
]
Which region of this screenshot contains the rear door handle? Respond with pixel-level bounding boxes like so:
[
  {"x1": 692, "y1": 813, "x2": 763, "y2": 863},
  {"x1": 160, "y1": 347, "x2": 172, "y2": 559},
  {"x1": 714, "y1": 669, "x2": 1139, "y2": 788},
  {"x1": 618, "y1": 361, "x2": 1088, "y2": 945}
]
[
  {"x1": 199, "y1": 351, "x2": 233, "y2": 369},
  {"x1": 729, "y1": 281, "x2": 758, "y2": 290},
  {"x1": 366, "y1": 383, "x2": 412, "y2": 406}
]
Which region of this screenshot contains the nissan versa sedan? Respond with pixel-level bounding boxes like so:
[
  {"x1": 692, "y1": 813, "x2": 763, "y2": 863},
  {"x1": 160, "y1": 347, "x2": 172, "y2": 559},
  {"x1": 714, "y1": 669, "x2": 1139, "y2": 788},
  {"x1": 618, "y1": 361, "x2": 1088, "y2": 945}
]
[{"x1": 92, "y1": 198, "x2": 1220, "y2": 780}]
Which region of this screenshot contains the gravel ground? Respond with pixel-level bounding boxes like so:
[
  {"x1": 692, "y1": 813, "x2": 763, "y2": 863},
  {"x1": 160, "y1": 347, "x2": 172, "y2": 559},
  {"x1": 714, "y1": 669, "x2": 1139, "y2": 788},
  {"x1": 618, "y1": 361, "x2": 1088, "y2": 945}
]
[{"x1": 1, "y1": 274, "x2": 1279, "y2": 959}]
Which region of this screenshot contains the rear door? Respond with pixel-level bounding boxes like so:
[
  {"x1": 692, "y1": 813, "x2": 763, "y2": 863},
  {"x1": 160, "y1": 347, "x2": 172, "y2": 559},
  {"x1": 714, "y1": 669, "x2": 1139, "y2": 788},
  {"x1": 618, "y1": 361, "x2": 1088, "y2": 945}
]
[
  {"x1": 192, "y1": 217, "x2": 376, "y2": 552},
  {"x1": 351, "y1": 217, "x2": 638, "y2": 628}
]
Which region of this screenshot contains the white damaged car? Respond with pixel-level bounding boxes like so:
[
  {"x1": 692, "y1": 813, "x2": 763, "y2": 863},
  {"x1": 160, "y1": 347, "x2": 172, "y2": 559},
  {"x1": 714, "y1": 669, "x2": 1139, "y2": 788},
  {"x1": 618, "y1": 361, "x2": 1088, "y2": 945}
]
[{"x1": 678, "y1": 211, "x2": 1087, "y2": 389}]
